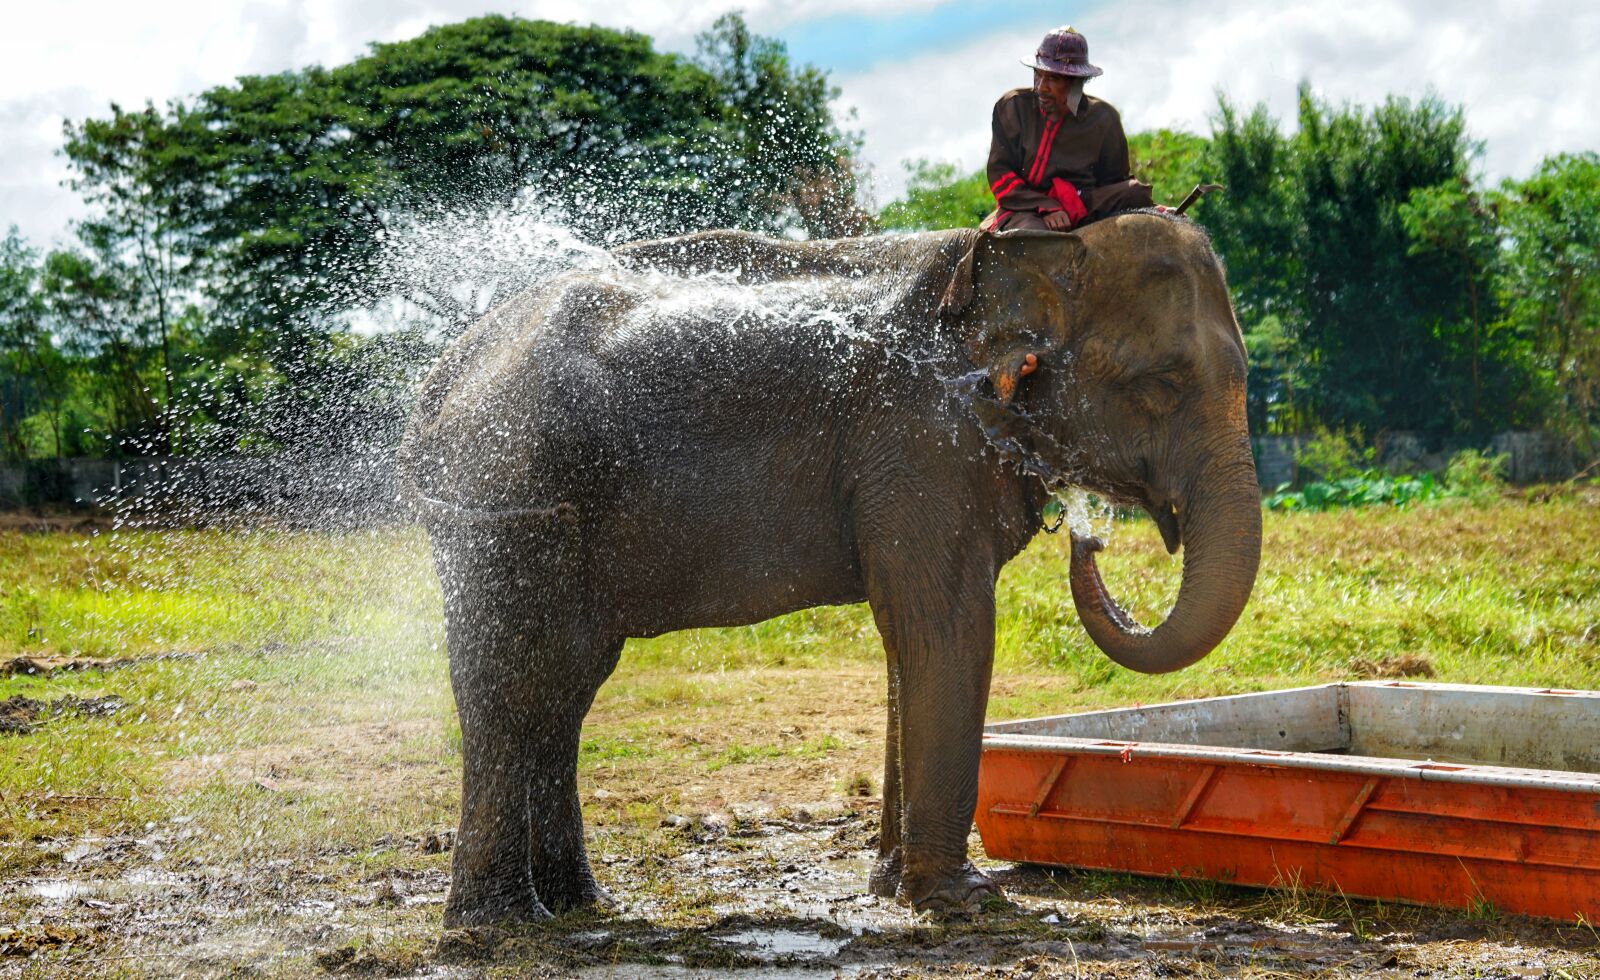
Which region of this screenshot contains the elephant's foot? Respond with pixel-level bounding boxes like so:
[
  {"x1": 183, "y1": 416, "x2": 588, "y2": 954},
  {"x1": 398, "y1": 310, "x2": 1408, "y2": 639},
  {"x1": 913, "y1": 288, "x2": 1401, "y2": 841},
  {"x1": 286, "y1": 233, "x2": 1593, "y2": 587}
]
[
  {"x1": 442, "y1": 885, "x2": 553, "y2": 929},
  {"x1": 868, "y1": 850, "x2": 902, "y2": 898},
  {"x1": 535, "y1": 867, "x2": 618, "y2": 915},
  {"x1": 897, "y1": 861, "x2": 1003, "y2": 912}
]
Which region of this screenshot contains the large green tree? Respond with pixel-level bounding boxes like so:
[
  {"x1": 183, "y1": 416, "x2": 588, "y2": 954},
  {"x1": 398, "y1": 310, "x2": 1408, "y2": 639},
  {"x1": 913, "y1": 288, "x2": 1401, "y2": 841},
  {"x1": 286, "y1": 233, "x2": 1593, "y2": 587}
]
[
  {"x1": 189, "y1": 14, "x2": 861, "y2": 347},
  {"x1": 38, "y1": 13, "x2": 862, "y2": 459},
  {"x1": 1201, "y1": 87, "x2": 1515, "y2": 436},
  {"x1": 1494, "y1": 152, "x2": 1600, "y2": 454},
  {"x1": 1290, "y1": 87, "x2": 1478, "y2": 432}
]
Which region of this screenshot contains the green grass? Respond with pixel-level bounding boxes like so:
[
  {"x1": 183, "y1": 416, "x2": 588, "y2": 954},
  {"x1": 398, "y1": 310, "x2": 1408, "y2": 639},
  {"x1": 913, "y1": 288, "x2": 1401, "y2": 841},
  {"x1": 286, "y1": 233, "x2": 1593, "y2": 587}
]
[
  {"x1": 989, "y1": 496, "x2": 1600, "y2": 706},
  {"x1": 1, "y1": 494, "x2": 1597, "y2": 873},
  {"x1": 0, "y1": 526, "x2": 452, "y2": 860}
]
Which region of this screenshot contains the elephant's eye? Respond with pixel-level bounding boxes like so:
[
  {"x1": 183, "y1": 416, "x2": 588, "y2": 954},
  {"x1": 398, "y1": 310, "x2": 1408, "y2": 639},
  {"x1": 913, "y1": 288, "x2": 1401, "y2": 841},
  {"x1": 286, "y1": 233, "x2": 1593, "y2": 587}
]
[{"x1": 1128, "y1": 371, "x2": 1183, "y2": 417}]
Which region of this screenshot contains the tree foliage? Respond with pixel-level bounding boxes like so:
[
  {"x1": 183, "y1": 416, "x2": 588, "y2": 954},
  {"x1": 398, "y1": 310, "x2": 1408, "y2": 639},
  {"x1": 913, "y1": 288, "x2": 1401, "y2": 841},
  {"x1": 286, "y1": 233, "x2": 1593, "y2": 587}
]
[
  {"x1": 190, "y1": 14, "x2": 862, "y2": 343},
  {"x1": 1493, "y1": 153, "x2": 1600, "y2": 455},
  {"x1": 878, "y1": 160, "x2": 994, "y2": 231},
  {"x1": 1, "y1": 13, "x2": 864, "y2": 462}
]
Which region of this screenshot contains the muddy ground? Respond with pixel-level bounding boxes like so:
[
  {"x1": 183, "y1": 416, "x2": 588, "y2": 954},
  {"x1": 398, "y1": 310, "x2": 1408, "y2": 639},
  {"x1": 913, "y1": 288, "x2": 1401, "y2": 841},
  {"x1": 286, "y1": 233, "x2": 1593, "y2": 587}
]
[{"x1": 4, "y1": 789, "x2": 1598, "y2": 978}]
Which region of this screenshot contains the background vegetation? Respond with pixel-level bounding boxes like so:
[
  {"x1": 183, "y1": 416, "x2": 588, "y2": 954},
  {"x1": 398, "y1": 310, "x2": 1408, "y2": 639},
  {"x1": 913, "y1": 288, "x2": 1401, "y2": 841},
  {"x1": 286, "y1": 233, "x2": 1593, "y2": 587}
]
[
  {"x1": 0, "y1": 13, "x2": 865, "y2": 463},
  {"x1": 2, "y1": 15, "x2": 1597, "y2": 471}
]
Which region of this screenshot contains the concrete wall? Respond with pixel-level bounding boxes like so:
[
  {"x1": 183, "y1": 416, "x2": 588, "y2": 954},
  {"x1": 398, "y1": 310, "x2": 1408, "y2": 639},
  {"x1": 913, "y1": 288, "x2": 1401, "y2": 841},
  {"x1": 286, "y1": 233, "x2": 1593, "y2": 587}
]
[
  {"x1": 0, "y1": 454, "x2": 398, "y2": 527},
  {"x1": 1249, "y1": 430, "x2": 1582, "y2": 490},
  {"x1": 2, "y1": 431, "x2": 1589, "y2": 513}
]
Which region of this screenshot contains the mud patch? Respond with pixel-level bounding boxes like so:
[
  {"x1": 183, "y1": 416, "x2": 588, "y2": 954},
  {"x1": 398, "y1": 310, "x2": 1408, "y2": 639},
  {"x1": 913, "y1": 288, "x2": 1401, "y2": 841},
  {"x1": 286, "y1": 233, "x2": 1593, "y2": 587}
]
[
  {"x1": 315, "y1": 940, "x2": 428, "y2": 975},
  {"x1": 1349, "y1": 653, "x2": 1436, "y2": 678},
  {"x1": 0, "y1": 694, "x2": 124, "y2": 735},
  {"x1": 5, "y1": 804, "x2": 1600, "y2": 978},
  {"x1": 0, "y1": 926, "x2": 91, "y2": 958},
  {"x1": 1, "y1": 653, "x2": 194, "y2": 677}
]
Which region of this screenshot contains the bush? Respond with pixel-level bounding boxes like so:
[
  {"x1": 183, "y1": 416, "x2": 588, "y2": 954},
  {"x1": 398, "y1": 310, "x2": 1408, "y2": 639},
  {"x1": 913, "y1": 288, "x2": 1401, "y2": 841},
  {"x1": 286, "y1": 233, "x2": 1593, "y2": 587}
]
[
  {"x1": 1295, "y1": 426, "x2": 1373, "y2": 483},
  {"x1": 1265, "y1": 470, "x2": 1448, "y2": 512},
  {"x1": 1265, "y1": 447, "x2": 1512, "y2": 512},
  {"x1": 1445, "y1": 448, "x2": 1508, "y2": 503}
]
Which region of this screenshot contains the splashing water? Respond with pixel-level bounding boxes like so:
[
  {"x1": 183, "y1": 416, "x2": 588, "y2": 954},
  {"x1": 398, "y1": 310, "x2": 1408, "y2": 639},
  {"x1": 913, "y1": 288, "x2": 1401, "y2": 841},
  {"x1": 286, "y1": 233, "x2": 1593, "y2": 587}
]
[{"x1": 1057, "y1": 487, "x2": 1118, "y2": 543}]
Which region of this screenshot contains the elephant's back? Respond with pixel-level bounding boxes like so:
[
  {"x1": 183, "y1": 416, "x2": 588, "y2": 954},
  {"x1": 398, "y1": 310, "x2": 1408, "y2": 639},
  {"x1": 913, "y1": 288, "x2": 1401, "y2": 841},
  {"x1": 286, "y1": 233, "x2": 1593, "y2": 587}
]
[{"x1": 401, "y1": 274, "x2": 637, "y2": 509}]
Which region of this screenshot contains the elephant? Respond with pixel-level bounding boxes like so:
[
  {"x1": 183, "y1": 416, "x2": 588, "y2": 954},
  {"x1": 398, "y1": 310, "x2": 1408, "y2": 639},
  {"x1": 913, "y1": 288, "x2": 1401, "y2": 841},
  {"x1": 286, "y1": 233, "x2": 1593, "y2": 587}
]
[{"x1": 398, "y1": 212, "x2": 1261, "y2": 926}]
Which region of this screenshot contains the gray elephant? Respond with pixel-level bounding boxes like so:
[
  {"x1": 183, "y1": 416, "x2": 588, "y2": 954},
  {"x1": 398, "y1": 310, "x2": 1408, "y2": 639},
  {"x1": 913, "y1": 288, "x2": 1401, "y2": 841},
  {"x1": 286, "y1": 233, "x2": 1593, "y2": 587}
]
[{"x1": 399, "y1": 213, "x2": 1261, "y2": 925}]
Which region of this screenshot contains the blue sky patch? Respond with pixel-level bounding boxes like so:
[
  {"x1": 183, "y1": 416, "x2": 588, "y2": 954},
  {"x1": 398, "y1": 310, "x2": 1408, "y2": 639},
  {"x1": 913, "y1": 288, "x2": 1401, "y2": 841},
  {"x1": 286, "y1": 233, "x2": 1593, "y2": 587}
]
[{"x1": 776, "y1": 1, "x2": 1094, "y2": 75}]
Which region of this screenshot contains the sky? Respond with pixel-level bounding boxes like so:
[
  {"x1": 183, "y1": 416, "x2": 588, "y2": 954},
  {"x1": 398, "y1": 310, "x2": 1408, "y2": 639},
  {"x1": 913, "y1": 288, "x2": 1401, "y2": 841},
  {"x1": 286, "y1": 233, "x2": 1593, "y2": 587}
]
[{"x1": 3, "y1": 0, "x2": 1598, "y2": 247}]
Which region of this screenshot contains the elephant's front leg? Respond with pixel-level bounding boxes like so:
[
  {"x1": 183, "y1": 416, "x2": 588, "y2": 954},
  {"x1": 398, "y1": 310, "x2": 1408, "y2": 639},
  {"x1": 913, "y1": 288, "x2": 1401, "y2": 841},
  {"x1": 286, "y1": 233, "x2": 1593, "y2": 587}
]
[{"x1": 867, "y1": 551, "x2": 1001, "y2": 911}]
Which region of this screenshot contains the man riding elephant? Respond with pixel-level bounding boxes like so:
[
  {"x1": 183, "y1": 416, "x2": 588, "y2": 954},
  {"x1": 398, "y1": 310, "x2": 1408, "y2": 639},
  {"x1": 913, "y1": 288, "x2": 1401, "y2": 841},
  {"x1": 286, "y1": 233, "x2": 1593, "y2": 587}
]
[
  {"x1": 402, "y1": 213, "x2": 1260, "y2": 924},
  {"x1": 982, "y1": 26, "x2": 1155, "y2": 232}
]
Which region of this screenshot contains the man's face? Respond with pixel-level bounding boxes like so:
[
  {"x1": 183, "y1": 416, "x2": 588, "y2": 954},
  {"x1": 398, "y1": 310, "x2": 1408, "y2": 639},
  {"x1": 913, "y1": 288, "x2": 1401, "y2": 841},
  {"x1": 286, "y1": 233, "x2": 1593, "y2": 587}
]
[{"x1": 1033, "y1": 69, "x2": 1073, "y2": 118}]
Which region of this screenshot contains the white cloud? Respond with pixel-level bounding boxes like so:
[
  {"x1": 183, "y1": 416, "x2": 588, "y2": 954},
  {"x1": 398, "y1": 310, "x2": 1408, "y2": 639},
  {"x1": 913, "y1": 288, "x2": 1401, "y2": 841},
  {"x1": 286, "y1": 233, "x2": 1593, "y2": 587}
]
[
  {"x1": 1, "y1": 0, "x2": 950, "y2": 246},
  {"x1": 842, "y1": 0, "x2": 1600, "y2": 206}
]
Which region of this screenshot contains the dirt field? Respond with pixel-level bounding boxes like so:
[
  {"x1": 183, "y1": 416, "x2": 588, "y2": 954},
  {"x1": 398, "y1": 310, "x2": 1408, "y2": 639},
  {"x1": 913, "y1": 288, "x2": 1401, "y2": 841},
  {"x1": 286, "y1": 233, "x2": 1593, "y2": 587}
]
[{"x1": 4, "y1": 670, "x2": 1599, "y2": 978}]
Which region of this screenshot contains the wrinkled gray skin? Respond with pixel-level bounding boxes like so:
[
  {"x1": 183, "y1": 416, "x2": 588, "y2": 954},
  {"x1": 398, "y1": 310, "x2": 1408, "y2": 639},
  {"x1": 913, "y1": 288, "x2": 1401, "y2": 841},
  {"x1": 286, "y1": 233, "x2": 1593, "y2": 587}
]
[{"x1": 399, "y1": 214, "x2": 1261, "y2": 926}]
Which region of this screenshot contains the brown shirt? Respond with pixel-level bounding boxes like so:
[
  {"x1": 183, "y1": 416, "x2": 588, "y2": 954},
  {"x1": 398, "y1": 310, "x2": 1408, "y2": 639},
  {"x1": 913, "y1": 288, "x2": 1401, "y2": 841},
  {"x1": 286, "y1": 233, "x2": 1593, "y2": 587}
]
[{"x1": 984, "y1": 88, "x2": 1133, "y2": 223}]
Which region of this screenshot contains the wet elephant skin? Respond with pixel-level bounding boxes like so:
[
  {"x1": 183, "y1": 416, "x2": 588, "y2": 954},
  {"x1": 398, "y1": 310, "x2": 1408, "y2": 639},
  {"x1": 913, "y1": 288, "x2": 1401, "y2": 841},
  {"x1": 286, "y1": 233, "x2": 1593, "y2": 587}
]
[{"x1": 399, "y1": 213, "x2": 1262, "y2": 924}]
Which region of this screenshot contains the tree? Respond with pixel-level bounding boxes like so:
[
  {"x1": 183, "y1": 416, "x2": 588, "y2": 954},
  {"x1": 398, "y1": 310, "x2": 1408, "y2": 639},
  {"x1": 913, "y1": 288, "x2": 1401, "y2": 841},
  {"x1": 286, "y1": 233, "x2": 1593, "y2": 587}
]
[
  {"x1": 0, "y1": 230, "x2": 72, "y2": 461},
  {"x1": 1128, "y1": 129, "x2": 1210, "y2": 206},
  {"x1": 1398, "y1": 178, "x2": 1504, "y2": 429},
  {"x1": 1203, "y1": 87, "x2": 1499, "y2": 436},
  {"x1": 877, "y1": 160, "x2": 993, "y2": 230},
  {"x1": 186, "y1": 14, "x2": 862, "y2": 347},
  {"x1": 1202, "y1": 100, "x2": 1301, "y2": 335},
  {"x1": 1287, "y1": 86, "x2": 1480, "y2": 433},
  {"x1": 1495, "y1": 152, "x2": 1600, "y2": 454},
  {"x1": 694, "y1": 12, "x2": 869, "y2": 237},
  {"x1": 38, "y1": 247, "x2": 167, "y2": 452},
  {"x1": 53, "y1": 101, "x2": 235, "y2": 456}
]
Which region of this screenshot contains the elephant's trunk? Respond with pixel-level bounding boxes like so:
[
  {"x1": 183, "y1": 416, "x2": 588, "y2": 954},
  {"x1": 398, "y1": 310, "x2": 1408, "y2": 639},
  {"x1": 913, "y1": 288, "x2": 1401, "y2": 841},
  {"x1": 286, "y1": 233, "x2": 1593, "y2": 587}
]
[{"x1": 1069, "y1": 448, "x2": 1261, "y2": 674}]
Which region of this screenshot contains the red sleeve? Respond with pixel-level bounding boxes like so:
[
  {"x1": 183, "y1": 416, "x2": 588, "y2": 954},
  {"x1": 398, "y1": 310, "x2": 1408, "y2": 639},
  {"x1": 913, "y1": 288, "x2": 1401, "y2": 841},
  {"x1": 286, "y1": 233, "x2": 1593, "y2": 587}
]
[{"x1": 987, "y1": 97, "x2": 1056, "y2": 214}]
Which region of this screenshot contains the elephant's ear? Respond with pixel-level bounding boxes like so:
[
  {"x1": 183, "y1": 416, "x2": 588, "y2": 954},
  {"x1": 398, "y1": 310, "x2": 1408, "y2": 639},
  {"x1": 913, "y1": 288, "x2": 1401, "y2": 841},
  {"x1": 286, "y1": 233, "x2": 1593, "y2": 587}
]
[
  {"x1": 946, "y1": 231, "x2": 1089, "y2": 405},
  {"x1": 938, "y1": 233, "x2": 982, "y2": 318}
]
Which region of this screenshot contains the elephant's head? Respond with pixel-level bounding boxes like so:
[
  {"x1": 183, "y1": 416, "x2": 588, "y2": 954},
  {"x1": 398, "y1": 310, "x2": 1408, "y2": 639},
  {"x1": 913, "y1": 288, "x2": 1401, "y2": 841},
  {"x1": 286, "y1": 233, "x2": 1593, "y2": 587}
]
[{"x1": 943, "y1": 215, "x2": 1261, "y2": 674}]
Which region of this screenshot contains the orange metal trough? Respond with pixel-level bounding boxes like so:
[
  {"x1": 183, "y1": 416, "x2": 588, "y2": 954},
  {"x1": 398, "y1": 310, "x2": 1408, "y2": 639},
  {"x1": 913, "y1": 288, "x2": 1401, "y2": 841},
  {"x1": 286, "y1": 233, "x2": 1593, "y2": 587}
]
[{"x1": 975, "y1": 682, "x2": 1600, "y2": 921}]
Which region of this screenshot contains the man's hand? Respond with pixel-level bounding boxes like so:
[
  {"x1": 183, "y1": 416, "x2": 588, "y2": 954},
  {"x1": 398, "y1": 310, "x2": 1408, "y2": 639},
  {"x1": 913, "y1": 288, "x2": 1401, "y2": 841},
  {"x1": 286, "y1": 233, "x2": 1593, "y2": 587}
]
[{"x1": 1042, "y1": 210, "x2": 1075, "y2": 231}]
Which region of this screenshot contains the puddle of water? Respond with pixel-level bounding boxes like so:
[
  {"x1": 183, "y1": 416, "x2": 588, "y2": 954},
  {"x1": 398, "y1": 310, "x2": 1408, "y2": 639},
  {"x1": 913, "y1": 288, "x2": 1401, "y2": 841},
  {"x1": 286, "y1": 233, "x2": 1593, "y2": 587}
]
[
  {"x1": 26, "y1": 870, "x2": 189, "y2": 902},
  {"x1": 715, "y1": 928, "x2": 849, "y2": 957},
  {"x1": 575, "y1": 967, "x2": 853, "y2": 979}
]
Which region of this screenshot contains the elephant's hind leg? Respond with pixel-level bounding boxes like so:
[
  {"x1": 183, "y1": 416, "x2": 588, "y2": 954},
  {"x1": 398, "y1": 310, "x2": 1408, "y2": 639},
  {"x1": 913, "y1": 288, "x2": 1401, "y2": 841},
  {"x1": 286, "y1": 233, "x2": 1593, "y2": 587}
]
[
  {"x1": 529, "y1": 637, "x2": 623, "y2": 913},
  {"x1": 434, "y1": 523, "x2": 592, "y2": 927}
]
